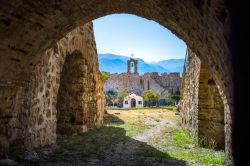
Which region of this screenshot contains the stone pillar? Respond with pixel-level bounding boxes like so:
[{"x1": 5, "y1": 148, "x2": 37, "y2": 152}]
[
  {"x1": 134, "y1": 60, "x2": 138, "y2": 74},
  {"x1": 179, "y1": 48, "x2": 200, "y2": 136},
  {"x1": 127, "y1": 60, "x2": 130, "y2": 73}
]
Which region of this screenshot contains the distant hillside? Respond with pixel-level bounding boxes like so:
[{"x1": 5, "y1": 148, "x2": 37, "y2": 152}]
[
  {"x1": 150, "y1": 59, "x2": 185, "y2": 74},
  {"x1": 98, "y1": 53, "x2": 184, "y2": 74}
]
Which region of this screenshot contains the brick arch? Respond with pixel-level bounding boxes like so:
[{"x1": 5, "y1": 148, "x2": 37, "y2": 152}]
[{"x1": 0, "y1": 0, "x2": 233, "y2": 164}]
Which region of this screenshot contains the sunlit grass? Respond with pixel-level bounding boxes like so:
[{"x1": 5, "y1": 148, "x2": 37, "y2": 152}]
[
  {"x1": 146, "y1": 128, "x2": 226, "y2": 165},
  {"x1": 104, "y1": 110, "x2": 150, "y2": 137}
]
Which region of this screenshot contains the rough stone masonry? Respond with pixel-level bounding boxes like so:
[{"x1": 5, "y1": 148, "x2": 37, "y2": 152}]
[
  {"x1": 0, "y1": 0, "x2": 234, "y2": 165},
  {"x1": 0, "y1": 23, "x2": 105, "y2": 150}
]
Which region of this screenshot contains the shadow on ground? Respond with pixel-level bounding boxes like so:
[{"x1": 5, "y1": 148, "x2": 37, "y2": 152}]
[
  {"x1": 2, "y1": 115, "x2": 187, "y2": 166},
  {"x1": 103, "y1": 112, "x2": 125, "y2": 125}
]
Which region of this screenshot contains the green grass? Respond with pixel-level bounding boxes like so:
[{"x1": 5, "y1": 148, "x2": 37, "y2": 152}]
[
  {"x1": 12, "y1": 108, "x2": 226, "y2": 166},
  {"x1": 60, "y1": 109, "x2": 226, "y2": 165},
  {"x1": 145, "y1": 128, "x2": 226, "y2": 165},
  {"x1": 122, "y1": 121, "x2": 149, "y2": 137},
  {"x1": 57, "y1": 126, "x2": 127, "y2": 157},
  {"x1": 171, "y1": 129, "x2": 226, "y2": 165},
  {"x1": 104, "y1": 112, "x2": 150, "y2": 137},
  {"x1": 169, "y1": 149, "x2": 226, "y2": 165},
  {"x1": 172, "y1": 129, "x2": 197, "y2": 148}
]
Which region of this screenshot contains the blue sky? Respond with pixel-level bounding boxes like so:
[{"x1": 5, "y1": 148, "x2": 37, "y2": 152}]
[{"x1": 93, "y1": 14, "x2": 186, "y2": 63}]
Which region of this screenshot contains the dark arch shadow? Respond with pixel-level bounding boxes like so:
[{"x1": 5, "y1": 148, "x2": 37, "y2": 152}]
[
  {"x1": 8, "y1": 115, "x2": 187, "y2": 166},
  {"x1": 19, "y1": 126, "x2": 187, "y2": 166}
]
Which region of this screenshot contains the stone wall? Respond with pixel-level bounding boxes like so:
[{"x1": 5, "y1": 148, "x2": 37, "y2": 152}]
[
  {"x1": 143, "y1": 72, "x2": 182, "y2": 94},
  {"x1": 0, "y1": 85, "x2": 29, "y2": 151},
  {"x1": 180, "y1": 49, "x2": 225, "y2": 149},
  {"x1": 179, "y1": 49, "x2": 201, "y2": 136},
  {"x1": 104, "y1": 72, "x2": 181, "y2": 98},
  {"x1": 141, "y1": 73, "x2": 166, "y2": 95},
  {"x1": 0, "y1": 23, "x2": 105, "y2": 150},
  {"x1": 104, "y1": 73, "x2": 143, "y2": 93}
]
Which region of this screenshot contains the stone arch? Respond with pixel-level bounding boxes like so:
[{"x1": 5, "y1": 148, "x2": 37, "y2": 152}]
[
  {"x1": 56, "y1": 50, "x2": 94, "y2": 135},
  {"x1": 180, "y1": 48, "x2": 225, "y2": 149},
  {"x1": 0, "y1": 1, "x2": 231, "y2": 98},
  {"x1": 198, "y1": 63, "x2": 225, "y2": 149},
  {"x1": 0, "y1": 0, "x2": 233, "y2": 163}
]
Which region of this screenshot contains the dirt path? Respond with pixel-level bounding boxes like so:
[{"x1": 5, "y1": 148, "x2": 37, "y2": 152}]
[
  {"x1": 133, "y1": 117, "x2": 173, "y2": 142},
  {"x1": 84, "y1": 114, "x2": 185, "y2": 166}
]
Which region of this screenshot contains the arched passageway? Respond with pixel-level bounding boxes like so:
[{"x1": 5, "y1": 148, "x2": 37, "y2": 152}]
[
  {"x1": 180, "y1": 48, "x2": 225, "y2": 150},
  {"x1": 56, "y1": 50, "x2": 104, "y2": 135},
  {"x1": 198, "y1": 63, "x2": 225, "y2": 149},
  {"x1": 0, "y1": 0, "x2": 233, "y2": 164}
]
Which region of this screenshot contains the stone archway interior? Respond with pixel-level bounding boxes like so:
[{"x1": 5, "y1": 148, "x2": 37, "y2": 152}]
[
  {"x1": 0, "y1": 0, "x2": 233, "y2": 164},
  {"x1": 198, "y1": 63, "x2": 225, "y2": 149},
  {"x1": 56, "y1": 51, "x2": 91, "y2": 134}
]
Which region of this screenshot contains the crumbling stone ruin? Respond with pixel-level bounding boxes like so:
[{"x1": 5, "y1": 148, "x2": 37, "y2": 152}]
[
  {"x1": 0, "y1": 1, "x2": 237, "y2": 165},
  {"x1": 104, "y1": 71, "x2": 181, "y2": 99}
]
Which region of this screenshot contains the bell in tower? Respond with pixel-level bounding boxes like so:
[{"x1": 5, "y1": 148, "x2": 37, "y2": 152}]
[{"x1": 127, "y1": 54, "x2": 138, "y2": 74}]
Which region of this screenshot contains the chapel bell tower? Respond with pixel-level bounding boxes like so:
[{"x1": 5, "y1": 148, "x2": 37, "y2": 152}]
[{"x1": 127, "y1": 56, "x2": 138, "y2": 74}]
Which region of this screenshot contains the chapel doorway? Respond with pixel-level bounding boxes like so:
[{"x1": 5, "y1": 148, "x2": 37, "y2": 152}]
[{"x1": 131, "y1": 98, "x2": 136, "y2": 108}]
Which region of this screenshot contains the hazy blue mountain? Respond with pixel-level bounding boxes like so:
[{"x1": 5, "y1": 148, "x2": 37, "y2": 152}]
[
  {"x1": 98, "y1": 53, "x2": 184, "y2": 74},
  {"x1": 150, "y1": 59, "x2": 185, "y2": 74}
]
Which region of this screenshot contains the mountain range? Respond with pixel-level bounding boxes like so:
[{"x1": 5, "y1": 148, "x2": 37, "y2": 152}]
[{"x1": 98, "y1": 53, "x2": 184, "y2": 75}]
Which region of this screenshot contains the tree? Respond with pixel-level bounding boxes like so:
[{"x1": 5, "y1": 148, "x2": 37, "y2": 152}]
[
  {"x1": 117, "y1": 88, "x2": 129, "y2": 107},
  {"x1": 105, "y1": 90, "x2": 117, "y2": 107},
  {"x1": 144, "y1": 90, "x2": 161, "y2": 107},
  {"x1": 100, "y1": 71, "x2": 109, "y2": 81},
  {"x1": 168, "y1": 91, "x2": 180, "y2": 106},
  {"x1": 154, "y1": 93, "x2": 161, "y2": 106}
]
